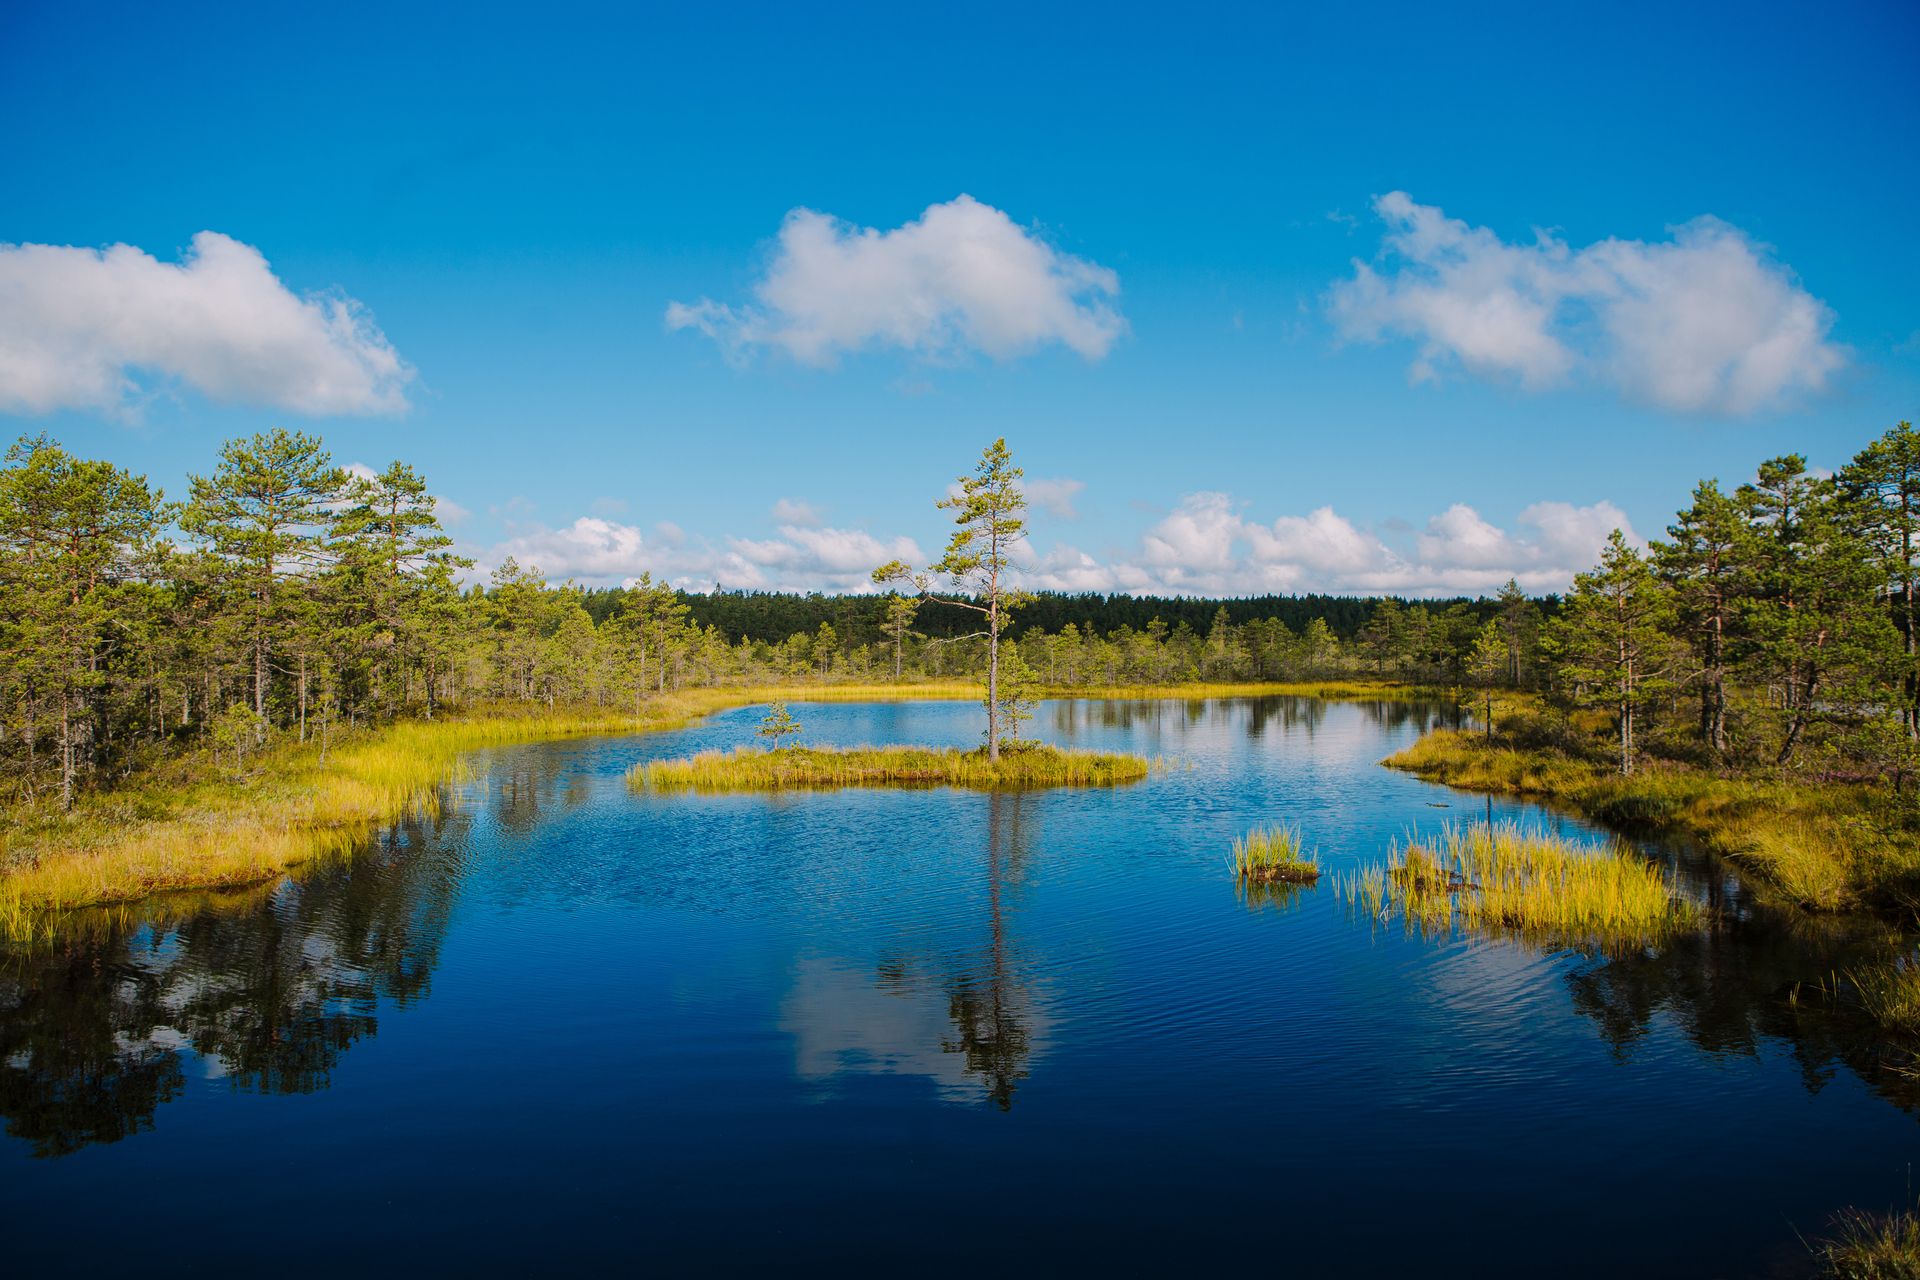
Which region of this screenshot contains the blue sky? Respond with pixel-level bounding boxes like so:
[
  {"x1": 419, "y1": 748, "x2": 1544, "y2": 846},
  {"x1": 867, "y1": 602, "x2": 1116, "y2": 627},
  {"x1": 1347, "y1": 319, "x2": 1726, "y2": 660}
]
[{"x1": 3, "y1": 0, "x2": 1916, "y2": 596}]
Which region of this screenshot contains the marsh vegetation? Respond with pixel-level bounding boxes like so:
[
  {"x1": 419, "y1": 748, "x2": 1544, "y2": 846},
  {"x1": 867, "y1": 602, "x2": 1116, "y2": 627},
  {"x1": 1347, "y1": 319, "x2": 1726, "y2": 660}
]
[
  {"x1": 1229, "y1": 824, "x2": 1320, "y2": 883},
  {"x1": 635, "y1": 742, "x2": 1153, "y2": 792},
  {"x1": 1341, "y1": 821, "x2": 1703, "y2": 951}
]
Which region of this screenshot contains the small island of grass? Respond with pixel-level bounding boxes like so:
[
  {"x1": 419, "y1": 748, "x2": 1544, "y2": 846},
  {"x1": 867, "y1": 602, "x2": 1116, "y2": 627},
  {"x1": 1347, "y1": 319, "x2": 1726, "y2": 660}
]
[
  {"x1": 1230, "y1": 824, "x2": 1321, "y2": 884},
  {"x1": 1343, "y1": 820, "x2": 1703, "y2": 950},
  {"x1": 634, "y1": 743, "x2": 1153, "y2": 792}
]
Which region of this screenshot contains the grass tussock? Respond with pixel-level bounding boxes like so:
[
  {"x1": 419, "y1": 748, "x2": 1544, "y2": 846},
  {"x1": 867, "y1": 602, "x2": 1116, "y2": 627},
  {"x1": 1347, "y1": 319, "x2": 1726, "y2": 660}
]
[
  {"x1": 1847, "y1": 957, "x2": 1920, "y2": 1038},
  {"x1": 636, "y1": 743, "x2": 1154, "y2": 792},
  {"x1": 1385, "y1": 726, "x2": 1920, "y2": 915},
  {"x1": 1812, "y1": 1205, "x2": 1920, "y2": 1278},
  {"x1": 1230, "y1": 824, "x2": 1321, "y2": 883},
  {"x1": 1341, "y1": 821, "x2": 1703, "y2": 950}
]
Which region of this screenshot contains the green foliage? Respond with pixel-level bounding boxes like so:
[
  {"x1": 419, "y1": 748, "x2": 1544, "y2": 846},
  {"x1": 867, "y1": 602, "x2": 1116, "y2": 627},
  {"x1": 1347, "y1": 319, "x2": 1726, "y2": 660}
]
[{"x1": 757, "y1": 702, "x2": 801, "y2": 750}]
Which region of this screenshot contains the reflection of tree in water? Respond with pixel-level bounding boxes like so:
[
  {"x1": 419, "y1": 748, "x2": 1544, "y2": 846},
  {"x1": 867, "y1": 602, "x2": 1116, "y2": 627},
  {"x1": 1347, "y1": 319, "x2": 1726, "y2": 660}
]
[
  {"x1": 488, "y1": 750, "x2": 593, "y2": 838},
  {"x1": 0, "y1": 808, "x2": 466, "y2": 1157},
  {"x1": 1564, "y1": 909, "x2": 1920, "y2": 1114},
  {"x1": 1048, "y1": 694, "x2": 1457, "y2": 748},
  {"x1": 940, "y1": 790, "x2": 1037, "y2": 1110}
]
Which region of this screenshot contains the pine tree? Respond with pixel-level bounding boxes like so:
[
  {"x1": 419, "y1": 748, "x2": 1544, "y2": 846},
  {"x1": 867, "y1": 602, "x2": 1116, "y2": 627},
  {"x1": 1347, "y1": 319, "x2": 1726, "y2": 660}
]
[
  {"x1": 1654, "y1": 480, "x2": 1748, "y2": 759},
  {"x1": 876, "y1": 439, "x2": 1030, "y2": 760},
  {"x1": 1546, "y1": 531, "x2": 1673, "y2": 775},
  {"x1": 182, "y1": 429, "x2": 345, "y2": 723}
]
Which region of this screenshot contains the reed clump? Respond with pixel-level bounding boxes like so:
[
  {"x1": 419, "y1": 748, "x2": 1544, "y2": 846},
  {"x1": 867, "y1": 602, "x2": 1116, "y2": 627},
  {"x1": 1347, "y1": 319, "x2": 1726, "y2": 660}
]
[
  {"x1": 1385, "y1": 726, "x2": 1920, "y2": 915},
  {"x1": 1341, "y1": 820, "x2": 1703, "y2": 950},
  {"x1": 1811, "y1": 1204, "x2": 1920, "y2": 1278},
  {"x1": 1230, "y1": 824, "x2": 1320, "y2": 884},
  {"x1": 1848, "y1": 957, "x2": 1920, "y2": 1038},
  {"x1": 635, "y1": 743, "x2": 1153, "y2": 792}
]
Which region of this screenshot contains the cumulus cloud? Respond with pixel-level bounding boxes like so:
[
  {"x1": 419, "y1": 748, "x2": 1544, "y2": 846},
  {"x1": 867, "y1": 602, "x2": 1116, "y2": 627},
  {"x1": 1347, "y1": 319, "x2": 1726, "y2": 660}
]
[
  {"x1": 1015, "y1": 492, "x2": 1637, "y2": 597},
  {"x1": 472, "y1": 490, "x2": 1633, "y2": 600},
  {"x1": 1024, "y1": 476, "x2": 1085, "y2": 519},
  {"x1": 476, "y1": 515, "x2": 923, "y2": 594},
  {"x1": 0, "y1": 231, "x2": 412, "y2": 417},
  {"x1": 771, "y1": 497, "x2": 823, "y2": 526},
  {"x1": 1327, "y1": 192, "x2": 1843, "y2": 414},
  {"x1": 667, "y1": 195, "x2": 1124, "y2": 366}
]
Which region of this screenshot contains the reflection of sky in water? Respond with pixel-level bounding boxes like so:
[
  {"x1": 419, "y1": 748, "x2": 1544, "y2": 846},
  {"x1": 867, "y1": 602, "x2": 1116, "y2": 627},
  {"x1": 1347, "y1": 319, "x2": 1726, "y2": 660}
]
[{"x1": 2, "y1": 697, "x2": 1916, "y2": 1277}]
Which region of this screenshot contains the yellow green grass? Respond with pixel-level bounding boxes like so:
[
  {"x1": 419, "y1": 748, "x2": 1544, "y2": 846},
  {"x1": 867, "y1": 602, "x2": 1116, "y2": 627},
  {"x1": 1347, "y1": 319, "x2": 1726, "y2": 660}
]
[
  {"x1": 1848, "y1": 957, "x2": 1920, "y2": 1038},
  {"x1": 636, "y1": 743, "x2": 1153, "y2": 792},
  {"x1": 1811, "y1": 1204, "x2": 1920, "y2": 1278},
  {"x1": 1384, "y1": 726, "x2": 1920, "y2": 914},
  {"x1": 1341, "y1": 820, "x2": 1703, "y2": 950},
  {"x1": 1230, "y1": 824, "x2": 1321, "y2": 883}
]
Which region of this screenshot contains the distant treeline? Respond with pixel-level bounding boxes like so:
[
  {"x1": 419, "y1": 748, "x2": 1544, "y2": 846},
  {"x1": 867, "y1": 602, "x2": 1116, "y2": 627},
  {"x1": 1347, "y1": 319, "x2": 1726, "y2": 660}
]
[{"x1": 578, "y1": 587, "x2": 1548, "y2": 646}]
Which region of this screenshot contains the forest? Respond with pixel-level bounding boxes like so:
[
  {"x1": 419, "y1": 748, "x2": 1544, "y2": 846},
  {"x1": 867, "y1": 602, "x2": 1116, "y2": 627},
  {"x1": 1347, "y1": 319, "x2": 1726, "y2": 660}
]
[{"x1": 1, "y1": 422, "x2": 1917, "y2": 814}]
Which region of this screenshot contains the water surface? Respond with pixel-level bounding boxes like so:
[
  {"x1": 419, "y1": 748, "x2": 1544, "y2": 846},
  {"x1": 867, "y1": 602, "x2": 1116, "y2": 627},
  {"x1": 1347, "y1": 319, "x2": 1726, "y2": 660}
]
[{"x1": 3, "y1": 697, "x2": 1913, "y2": 1276}]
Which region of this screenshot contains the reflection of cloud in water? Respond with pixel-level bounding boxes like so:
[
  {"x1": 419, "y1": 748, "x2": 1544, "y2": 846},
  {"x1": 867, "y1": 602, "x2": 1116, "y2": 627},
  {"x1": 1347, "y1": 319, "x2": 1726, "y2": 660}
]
[{"x1": 779, "y1": 956, "x2": 1053, "y2": 1108}]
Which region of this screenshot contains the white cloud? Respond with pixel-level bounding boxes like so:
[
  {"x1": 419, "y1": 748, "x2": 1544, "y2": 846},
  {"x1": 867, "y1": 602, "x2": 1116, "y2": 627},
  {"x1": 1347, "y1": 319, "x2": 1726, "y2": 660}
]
[
  {"x1": 0, "y1": 231, "x2": 412, "y2": 417},
  {"x1": 1328, "y1": 192, "x2": 1843, "y2": 414},
  {"x1": 1024, "y1": 476, "x2": 1085, "y2": 519},
  {"x1": 475, "y1": 516, "x2": 923, "y2": 594},
  {"x1": 667, "y1": 195, "x2": 1125, "y2": 367},
  {"x1": 771, "y1": 497, "x2": 823, "y2": 526},
  {"x1": 1027, "y1": 492, "x2": 1636, "y2": 598},
  {"x1": 470, "y1": 489, "x2": 1633, "y2": 600}
]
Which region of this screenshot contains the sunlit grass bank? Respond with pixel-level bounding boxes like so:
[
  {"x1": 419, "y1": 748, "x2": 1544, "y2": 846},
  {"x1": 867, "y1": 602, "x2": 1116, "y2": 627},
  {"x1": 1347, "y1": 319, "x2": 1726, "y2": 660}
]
[
  {"x1": 636, "y1": 743, "x2": 1153, "y2": 792},
  {"x1": 0, "y1": 705, "x2": 704, "y2": 924},
  {"x1": 1230, "y1": 824, "x2": 1320, "y2": 883},
  {"x1": 1341, "y1": 821, "x2": 1702, "y2": 951},
  {"x1": 1385, "y1": 727, "x2": 1920, "y2": 915}
]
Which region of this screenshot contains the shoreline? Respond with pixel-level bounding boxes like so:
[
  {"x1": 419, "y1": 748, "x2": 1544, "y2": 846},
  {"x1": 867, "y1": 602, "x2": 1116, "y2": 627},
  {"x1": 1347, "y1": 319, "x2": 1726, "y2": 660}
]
[
  {"x1": 1382, "y1": 726, "x2": 1920, "y2": 917},
  {"x1": 0, "y1": 680, "x2": 1425, "y2": 929}
]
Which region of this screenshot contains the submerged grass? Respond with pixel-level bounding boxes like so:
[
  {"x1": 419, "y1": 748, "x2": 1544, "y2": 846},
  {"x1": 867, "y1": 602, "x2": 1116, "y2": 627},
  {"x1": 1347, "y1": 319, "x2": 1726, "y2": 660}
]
[
  {"x1": 1384, "y1": 727, "x2": 1920, "y2": 915},
  {"x1": 636, "y1": 743, "x2": 1153, "y2": 792},
  {"x1": 1230, "y1": 824, "x2": 1321, "y2": 883},
  {"x1": 1340, "y1": 820, "x2": 1703, "y2": 951}
]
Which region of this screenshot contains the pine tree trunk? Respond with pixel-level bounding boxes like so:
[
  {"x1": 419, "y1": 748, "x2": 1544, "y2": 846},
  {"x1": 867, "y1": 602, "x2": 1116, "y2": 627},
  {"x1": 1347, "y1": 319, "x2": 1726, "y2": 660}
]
[{"x1": 987, "y1": 596, "x2": 1001, "y2": 761}]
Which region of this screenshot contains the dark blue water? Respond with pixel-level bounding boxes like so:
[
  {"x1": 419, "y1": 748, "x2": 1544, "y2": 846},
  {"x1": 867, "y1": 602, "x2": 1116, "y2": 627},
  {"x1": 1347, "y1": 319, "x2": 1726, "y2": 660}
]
[{"x1": 2, "y1": 697, "x2": 1913, "y2": 1276}]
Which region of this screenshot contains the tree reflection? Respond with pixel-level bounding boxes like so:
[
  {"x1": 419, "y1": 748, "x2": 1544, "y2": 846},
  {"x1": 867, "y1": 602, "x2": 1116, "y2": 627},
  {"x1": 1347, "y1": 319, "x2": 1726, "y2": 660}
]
[
  {"x1": 1564, "y1": 910, "x2": 1920, "y2": 1112},
  {"x1": 940, "y1": 790, "x2": 1037, "y2": 1110},
  {"x1": 780, "y1": 791, "x2": 1047, "y2": 1110},
  {"x1": 0, "y1": 808, "x2": 465, "y2": 1157}
]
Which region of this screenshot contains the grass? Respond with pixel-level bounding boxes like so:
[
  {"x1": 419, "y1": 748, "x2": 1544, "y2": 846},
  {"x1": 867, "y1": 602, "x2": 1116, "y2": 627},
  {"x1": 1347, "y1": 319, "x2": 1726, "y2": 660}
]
[
  {"x1": 1340, "y1": 820, "x2": 1703, "y2": 951},
  {"x1": 1847, "y1": 957, "x2": 1920, "y2": 1038},
  {"x1": 1230, "y1": 824, "x2": 1321, "y2": 883},
  {"x1": 635, "y1": 742, "x2": 1153, "y2": 792},
  {"x1": 1811, "y1": 1205, "x2": 1920, "y2": 1278},
  {"x1": 1384, "y1": 725, "x2": 1920, "y2": 915}
]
